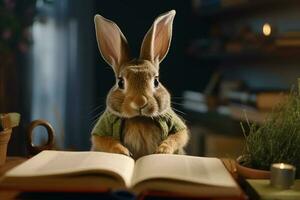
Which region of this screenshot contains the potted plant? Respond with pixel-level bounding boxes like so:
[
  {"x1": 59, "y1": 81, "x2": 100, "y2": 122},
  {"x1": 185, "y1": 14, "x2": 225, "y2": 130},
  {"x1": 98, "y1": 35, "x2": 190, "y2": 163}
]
[
  {"x1": 237, "y1": 85, "x2": 300, "y2": 179},
  {"x1": 0, "y1": 113, "x2": 20, "y2": 165}
]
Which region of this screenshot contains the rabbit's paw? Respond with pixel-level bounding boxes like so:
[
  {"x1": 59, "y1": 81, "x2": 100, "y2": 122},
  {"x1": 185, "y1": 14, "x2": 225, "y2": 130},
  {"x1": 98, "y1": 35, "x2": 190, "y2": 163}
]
[
  {"x1": 156, "y1": 143, "x2": 174, "y2": 154},
  {"x1": 111, "y1": 144, "x2": 131, "y2": 156}
]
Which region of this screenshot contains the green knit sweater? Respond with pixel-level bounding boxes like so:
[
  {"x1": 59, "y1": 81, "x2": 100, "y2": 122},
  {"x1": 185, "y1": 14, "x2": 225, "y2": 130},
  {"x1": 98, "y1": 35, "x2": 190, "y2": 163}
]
[{"x1": 92, "y1": 109, "x2": 186, "y2": 141}]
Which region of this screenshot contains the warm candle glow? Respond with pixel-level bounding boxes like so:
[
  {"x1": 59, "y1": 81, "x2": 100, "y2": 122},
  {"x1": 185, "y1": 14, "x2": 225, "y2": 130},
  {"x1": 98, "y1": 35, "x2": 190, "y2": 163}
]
[
  {"x1": 280, "y1": 163, "x2": 285, "y2": 169},
  {"x1": 263, "y1": 23, "x2": 271, "y2": 36},
  {"x1": 273, "y1": 163, "x2": 295, "y2": 170},
  {"x1": 271, "y1": 163, "x2": 296, "y2": 189}
]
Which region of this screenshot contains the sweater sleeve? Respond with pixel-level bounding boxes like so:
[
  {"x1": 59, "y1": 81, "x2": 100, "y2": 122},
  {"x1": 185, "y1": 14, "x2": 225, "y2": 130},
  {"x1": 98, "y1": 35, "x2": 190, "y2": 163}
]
[
  {"x1": 167, "y1": 109, "x2": 187, "y2": 134},
  {"x1": 91, "y1": 111, "x2": 113, "y2": 137}
]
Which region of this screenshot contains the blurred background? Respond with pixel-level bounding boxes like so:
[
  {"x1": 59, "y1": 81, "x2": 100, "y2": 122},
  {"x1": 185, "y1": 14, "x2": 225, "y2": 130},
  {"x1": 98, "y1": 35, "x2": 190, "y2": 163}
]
[{"x1": 1, "y1": 0, "x2": 300, "y2": 158}]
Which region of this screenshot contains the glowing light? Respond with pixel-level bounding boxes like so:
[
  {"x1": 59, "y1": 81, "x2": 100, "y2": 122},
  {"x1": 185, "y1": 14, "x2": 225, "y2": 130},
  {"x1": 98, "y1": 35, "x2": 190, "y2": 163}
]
[
  {"x1": 280, "y1": 163, "x2": 285, "y2": 169},
  {"x1": 263, "y1": 23, "x2": 272, "y2": 36}
]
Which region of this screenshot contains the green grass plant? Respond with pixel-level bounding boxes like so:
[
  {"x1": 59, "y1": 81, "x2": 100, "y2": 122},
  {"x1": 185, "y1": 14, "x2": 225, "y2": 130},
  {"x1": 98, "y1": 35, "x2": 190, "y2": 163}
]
[{"x1": 240, "y1": 87, "x2": 300, "y2": 177}]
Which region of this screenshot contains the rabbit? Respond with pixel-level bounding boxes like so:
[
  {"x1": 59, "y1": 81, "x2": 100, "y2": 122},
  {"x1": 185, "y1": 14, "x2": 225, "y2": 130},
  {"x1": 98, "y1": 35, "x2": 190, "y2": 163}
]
[{"x1": 91, "y1": 10, "x2": 189, "y2": 159}]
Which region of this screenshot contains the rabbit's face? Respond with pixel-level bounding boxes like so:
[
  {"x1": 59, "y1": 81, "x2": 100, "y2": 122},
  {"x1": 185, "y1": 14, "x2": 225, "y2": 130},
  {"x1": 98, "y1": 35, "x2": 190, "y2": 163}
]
[
  {"x1": 107, "y1": 60, "x2": 170, "y2": 118},
  {"x1": 95, "y1": 10, "x2": 176, "y2": 118}
]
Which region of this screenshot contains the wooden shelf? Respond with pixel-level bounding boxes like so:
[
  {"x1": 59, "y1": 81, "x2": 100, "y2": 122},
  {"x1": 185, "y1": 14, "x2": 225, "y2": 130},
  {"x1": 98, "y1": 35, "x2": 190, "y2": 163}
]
[
  {"x1": 188, "y1": 49, "x2": 300, "y2": 64},
  {"x1": 184, "y1": 103, "x2": 267, "y2": 124},
  {"x1": 184, "y1": 108, "x2": 244, "y2": 137},
  {"x1": 195, "y1": 0, "x2": 298, "y2": 21},
  {"x1": 183, "y1": 102, "x2": 268, "y2": 138},
  {"x1": 228, "y1": 104, "x2": 267, "y2": 124}
]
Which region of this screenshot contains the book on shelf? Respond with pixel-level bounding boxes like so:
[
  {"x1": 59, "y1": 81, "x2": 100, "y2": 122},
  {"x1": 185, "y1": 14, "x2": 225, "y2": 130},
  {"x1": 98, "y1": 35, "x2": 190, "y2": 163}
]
[
  {"x1": 0, "y1": 150, "x2": 245, "y2": 199},
  {"x1": 276, "y1": 32, "x2": 300, "y2": 47},
  {"x1": 276, "y1": 39, "x2": 300, "y2": 47},
  {"x1": 182, "y1": 90, "x2": 219, "y2": 112},
  {"x1": 225, "y1": 91, "x2": 288, "y2": 111},
  {"x1": 228, "y1": 104, "x2": 268, "y2": 124},
  {"x1": 183, "y1": 90, "x2": 207, "y2": 103}
]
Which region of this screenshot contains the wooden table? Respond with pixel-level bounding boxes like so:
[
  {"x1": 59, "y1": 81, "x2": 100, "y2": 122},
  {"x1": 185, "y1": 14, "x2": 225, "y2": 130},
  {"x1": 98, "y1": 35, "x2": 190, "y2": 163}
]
[{"x1": 0, "y1": 157, "x2": 27, "y2": 200}]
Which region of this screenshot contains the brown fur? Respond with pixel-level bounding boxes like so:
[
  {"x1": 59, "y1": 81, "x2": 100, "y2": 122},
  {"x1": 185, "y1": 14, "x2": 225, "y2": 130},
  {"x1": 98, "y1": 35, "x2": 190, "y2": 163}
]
[
  {"x1": 107, "y1": 60, "x2": 170, "y2": 118},
  {"x1": 156, "y1": 129, "x2": 189, "y2": 154},
  {"x1": 123, "y1": 117, "x2": 162, "y2": 159},
  {"x1": 92, "y1": 10, "x2": 189, "y2": 159},
  {"x1": 91, "y1": 135, "x2": 130, "y2": 155}
]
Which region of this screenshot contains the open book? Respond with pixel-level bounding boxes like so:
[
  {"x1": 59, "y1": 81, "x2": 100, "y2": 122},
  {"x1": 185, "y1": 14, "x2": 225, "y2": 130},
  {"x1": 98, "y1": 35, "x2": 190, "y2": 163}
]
[{"x1": 0, "y1": 151, "x2": 243, "y2": 198}]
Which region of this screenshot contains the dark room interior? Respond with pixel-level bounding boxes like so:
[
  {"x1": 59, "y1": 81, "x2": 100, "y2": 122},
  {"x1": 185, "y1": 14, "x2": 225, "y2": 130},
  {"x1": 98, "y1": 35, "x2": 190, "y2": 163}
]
[{"x1": 1, "y1": 0, "x2": 300, "y2": 199}]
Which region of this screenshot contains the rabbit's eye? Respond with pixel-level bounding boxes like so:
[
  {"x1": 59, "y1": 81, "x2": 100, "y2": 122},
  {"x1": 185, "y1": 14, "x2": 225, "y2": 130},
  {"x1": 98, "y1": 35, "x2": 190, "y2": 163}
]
[
  {"x1": 117, "y1": 78, "x2": 124, "y2": 89},
  {"x1": 154, "y1": 77, "x2": 159, "y2": 88}
]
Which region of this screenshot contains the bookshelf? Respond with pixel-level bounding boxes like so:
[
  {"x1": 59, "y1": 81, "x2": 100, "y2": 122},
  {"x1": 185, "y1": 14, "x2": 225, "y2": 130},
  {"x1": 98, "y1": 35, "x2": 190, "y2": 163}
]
[
  {"x1": 189, "y1": 0, "x2": 300, "y2": 65},
  {"x1": 193, "y1": 0, "x2": 299, "y2": 20},
  {"x1": 188, "y1": 50, "x2": 300, "y2": 64},
  {"x1": 184, "y1": 0, "x2": 300, "y2": 157}
]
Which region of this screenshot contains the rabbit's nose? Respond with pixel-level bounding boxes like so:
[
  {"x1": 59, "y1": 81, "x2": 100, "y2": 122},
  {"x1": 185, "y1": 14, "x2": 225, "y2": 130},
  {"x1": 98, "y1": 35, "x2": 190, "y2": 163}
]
[{"x1": 130, "y1": 95, "x2": 148, "y2": 110}]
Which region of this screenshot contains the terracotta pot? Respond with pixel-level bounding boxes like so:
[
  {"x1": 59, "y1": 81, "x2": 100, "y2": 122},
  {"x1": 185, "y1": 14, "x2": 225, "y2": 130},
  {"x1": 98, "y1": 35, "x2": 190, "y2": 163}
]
[
  {"x1": 236, "y1": 156, "x2": 271, "y2": 179},
  {"x1": 0, "y1": 129, "x2": 12, "y2": 166}
]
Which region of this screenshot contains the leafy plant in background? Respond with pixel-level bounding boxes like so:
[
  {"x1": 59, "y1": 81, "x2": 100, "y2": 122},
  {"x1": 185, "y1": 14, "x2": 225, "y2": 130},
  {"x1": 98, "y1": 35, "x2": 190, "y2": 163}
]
[
  {"x1": 0, "y1": 0, "x2": 36, "y2": 56},
  {"x1": 240, "y1": 83, "x2": 300, "y2": 177}
]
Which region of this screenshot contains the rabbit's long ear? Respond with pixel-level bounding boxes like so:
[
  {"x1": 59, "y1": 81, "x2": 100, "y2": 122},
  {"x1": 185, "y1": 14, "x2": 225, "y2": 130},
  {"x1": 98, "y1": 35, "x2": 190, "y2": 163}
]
[
  {"x1": 140, "y1": 10, "x2": 175, "y2": 65},
  {"x1": 94, "y1": 15, "x2": 130, "y2": 73}
]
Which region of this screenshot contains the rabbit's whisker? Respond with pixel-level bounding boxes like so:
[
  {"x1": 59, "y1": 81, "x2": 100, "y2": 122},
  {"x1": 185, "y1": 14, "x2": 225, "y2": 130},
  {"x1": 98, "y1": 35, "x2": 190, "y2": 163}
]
[
  {"x1": 171, "y1": 101, "x2": 184, "y2": 106},
  {"x1": 88, "y1": 105, "x2": 104, "y2": 116},
  {"x1": 172, "y1": 107, "x2": 186, "y2": 116},
  {"x1": 172, "y1": 97, "x2": 184, "y2": 99},
  {"x1": 90, "y1": 111, "x2": 105, "y2": 127}
]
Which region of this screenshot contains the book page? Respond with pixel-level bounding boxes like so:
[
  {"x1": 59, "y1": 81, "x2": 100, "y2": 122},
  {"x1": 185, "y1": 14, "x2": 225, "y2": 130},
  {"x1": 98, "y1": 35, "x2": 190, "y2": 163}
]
[
  {"x1": 5, "y1": 151, "x2": 135, "y2": 187},
  {"x1": 131, "y1": 154, "x2": 237, "y2": 188}
]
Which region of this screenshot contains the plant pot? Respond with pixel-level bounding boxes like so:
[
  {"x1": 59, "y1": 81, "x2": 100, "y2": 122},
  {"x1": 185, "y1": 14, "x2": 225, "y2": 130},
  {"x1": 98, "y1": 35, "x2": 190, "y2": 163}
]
[
  {"x1": 0, "y1": 129, "x2": 12, "y2": 166},
  {"x1": 236, "y1": 156, "x2": 271, "y2": 179}
]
